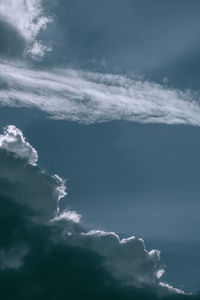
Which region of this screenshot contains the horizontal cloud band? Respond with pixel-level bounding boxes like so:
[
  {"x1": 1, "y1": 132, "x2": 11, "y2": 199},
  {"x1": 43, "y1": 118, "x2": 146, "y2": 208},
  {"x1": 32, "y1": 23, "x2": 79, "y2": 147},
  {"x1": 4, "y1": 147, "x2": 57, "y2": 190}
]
[{"x1": 0, "y1": 61, "x2": 200, "y2": 126}]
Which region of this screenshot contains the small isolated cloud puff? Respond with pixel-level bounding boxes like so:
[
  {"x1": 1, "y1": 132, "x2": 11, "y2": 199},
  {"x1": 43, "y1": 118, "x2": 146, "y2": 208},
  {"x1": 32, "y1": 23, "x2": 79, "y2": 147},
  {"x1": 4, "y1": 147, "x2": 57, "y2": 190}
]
[{"x1": 0, "y1": 61, "x2": 200, "y2": 127}]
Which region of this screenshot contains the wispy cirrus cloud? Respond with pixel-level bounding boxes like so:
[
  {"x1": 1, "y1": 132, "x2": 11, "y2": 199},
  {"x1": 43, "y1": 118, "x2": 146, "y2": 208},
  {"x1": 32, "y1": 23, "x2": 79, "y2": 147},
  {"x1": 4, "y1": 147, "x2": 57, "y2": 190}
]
[{"x1": 0, "y1": 61, "x2": 200, "y2": 126}]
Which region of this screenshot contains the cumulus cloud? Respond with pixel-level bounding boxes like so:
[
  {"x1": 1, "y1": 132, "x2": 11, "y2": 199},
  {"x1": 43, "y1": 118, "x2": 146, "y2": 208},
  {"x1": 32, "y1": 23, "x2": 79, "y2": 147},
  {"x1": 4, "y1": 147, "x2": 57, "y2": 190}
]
[
  {"x1": 0, "y1": 61, "x2": 200, "y2": 127},
  {"x1": 55, "y1": 219, "x2": 184, "y2": 296},
  {"x1": 0, "y1": 125, "x2": 38, "y2": 165},
  {"x1": 81, "y1": 231, "x2": 163, "y2": 287},
  {"x1": 0, "y1": 125, "x2": 65, "y2": 222},
  {"x1": 0, "y1": 125, "x2": 189, "y2": 299},
  {"x1": 0, "y1": 0, "x2": 51, "y2": 59}
]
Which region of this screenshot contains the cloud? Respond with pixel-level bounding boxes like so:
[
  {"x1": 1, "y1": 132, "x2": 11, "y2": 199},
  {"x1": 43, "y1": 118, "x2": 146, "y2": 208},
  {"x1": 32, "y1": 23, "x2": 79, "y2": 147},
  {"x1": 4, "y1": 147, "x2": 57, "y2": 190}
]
[
  {"x1": 0, "y1": 247, "x2": 28, "y2": 271},
  {"x1": 0, "y1": 197, "x2": 159, "y2": 300},
  {"x1": 55, "y1": 210, "x2": 82, "y2": 224},
  {"x1": 0, "y1": 125, "x2": 192, "y2": 299},
  {"x1": 0, "y1": 125, "x2": 65, "y2": 222},
  {"x1": 0, "y1": 125, "x2": 38, "y2": 165},
  {"x1": 0, "y1": 0, "x2": 51, "y2": 59},
  {"x1": 0, "y1": 61, "x2": 200, "y2": 127},
  {"x1": 54, "y1": 218, "x2": 184, "y2": 296},
  {"x1": 81, "y1": 231, "x2": 163, "y2": 287}
]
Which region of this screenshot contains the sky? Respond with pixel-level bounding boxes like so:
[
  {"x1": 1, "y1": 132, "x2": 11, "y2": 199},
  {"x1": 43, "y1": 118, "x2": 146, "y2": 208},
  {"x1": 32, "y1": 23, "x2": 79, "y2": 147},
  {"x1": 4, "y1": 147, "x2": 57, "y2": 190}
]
[{"x1": 1, "y1": 0, "x2": 200, "y2": 298}]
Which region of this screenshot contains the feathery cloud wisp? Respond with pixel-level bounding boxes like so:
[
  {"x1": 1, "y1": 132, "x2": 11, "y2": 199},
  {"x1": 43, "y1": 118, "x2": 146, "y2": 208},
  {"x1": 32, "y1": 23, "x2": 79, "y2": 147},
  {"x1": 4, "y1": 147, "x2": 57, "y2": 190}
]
[{"x1": 0, "y1": 62, "x2": 200, "y2": 126}]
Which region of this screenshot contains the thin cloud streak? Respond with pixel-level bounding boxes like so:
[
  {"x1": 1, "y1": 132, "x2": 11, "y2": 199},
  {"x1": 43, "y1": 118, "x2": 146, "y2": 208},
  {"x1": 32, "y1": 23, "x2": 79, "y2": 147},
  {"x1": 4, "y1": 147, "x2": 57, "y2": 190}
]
[{"x1": 0, "y1": 61, "x2": 200, "y2": 126}]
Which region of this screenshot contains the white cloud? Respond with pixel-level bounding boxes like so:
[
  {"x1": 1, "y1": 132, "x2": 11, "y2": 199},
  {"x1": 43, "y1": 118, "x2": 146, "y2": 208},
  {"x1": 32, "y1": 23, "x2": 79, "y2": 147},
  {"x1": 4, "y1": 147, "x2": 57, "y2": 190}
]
[
  {"x1": 54, "y1": 210, "x2": 81, "y2": 224},
  {"x1": 0, "y1": 61, "x2": 200, "y2": 127},
  {"x1": 0, "y1": 125, "x2": 38, "y2": 165},
  {"x1": 0, "y1": 0, "x2": 51, "y2": 58}
]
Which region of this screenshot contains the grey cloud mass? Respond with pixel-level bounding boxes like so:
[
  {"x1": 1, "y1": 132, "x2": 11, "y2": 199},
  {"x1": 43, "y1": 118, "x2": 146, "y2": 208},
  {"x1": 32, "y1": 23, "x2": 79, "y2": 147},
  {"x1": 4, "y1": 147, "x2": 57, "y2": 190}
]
[{"x1": 0, "y1": 125, "x2": 185, "y2": 297}]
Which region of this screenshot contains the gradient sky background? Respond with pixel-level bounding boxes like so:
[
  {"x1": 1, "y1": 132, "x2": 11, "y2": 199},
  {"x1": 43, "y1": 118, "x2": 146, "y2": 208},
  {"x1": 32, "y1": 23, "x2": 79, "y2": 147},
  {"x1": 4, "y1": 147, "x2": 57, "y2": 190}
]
[{"x1": 1, "y1": 0, "x2": 200, "y2": 294}]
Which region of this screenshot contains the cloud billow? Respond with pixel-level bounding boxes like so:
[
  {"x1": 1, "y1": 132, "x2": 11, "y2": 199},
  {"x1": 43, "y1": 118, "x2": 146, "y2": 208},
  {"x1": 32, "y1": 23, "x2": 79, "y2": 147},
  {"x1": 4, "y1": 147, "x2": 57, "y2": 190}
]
[
  {"x1": 0, "y1": 125, "x2": 64, "y2": 222},
  {"x1": 0, "y1": 125, "x2": 198, "y2": 299}
]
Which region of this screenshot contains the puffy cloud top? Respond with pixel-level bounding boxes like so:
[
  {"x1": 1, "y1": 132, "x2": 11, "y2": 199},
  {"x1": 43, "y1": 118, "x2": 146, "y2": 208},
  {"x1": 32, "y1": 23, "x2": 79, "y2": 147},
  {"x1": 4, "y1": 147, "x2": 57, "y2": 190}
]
[
  {"x1": 0, "y1": 125, "x2": 66, "y2": 222},
  {"x1": 0, "y1": 125, "x2": 38, "y2": 165},
  {"x1": 81, "y1": 231, "x2": 163, "y2": 287}
]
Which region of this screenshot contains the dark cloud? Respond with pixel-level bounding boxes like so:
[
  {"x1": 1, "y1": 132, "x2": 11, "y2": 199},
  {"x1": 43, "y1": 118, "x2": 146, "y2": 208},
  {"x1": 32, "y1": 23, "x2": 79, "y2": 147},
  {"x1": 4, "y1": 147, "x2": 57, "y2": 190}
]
[
  {"x1": 0, "y1": 126, "x2": 169, "y2": 295},
  {"x1": 0, "y1": 125, "x2": 65, "y2": 223},
  {"x1": 0, "y1": 148, "x2": 61, "y2": 223},
  {"x1": 0, "y1": 192, "x2": 155, "y2": 300},
  {"x1": 0, "y1": 125, "x2": 199, "y2": 299},
  {"x1": 0, "y1": 194, "x2": 194, "y2": 300},
  {"x1": 1, "y1": 195, "x2": 200, "y2": 300}
]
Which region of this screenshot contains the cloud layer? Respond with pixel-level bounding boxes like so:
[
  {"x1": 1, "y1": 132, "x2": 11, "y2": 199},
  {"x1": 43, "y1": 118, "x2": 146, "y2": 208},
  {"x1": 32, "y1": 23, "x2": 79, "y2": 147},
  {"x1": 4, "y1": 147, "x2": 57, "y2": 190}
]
[
  {"x1": 0, "y1": 125, "x2": 189, "y2": 299},
  {"x1": 0, "y1": 61, "x2": 200, "y2": 126}
]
